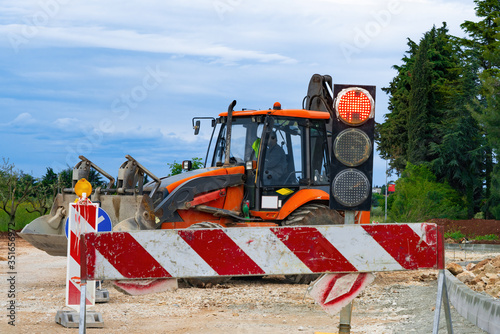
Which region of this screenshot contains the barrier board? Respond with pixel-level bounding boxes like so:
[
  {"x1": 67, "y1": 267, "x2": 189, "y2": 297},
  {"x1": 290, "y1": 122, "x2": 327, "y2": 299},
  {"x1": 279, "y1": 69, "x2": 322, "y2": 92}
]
[
  {"x1": 81, "y1": 223, "x2": 442, "y2": 281},
  {"x1": 77, "y1": 223, "x2": 452, "y2": 334}
]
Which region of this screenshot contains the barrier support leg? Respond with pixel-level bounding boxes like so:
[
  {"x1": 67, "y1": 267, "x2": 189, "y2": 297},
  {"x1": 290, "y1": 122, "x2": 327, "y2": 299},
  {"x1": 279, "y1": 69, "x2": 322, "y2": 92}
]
[
  {"x1": 339, "y1": 302, "x2": 353, "y2": 333},
  {"x1": 338, "y1": 210, "x2": 355, "y2": 333},
  {"x1": 79, "y1": 280, "x2": 87, "y2": 334},
  {"x1": 432, "y1": 269, "x2": 453, "y2": 334}
]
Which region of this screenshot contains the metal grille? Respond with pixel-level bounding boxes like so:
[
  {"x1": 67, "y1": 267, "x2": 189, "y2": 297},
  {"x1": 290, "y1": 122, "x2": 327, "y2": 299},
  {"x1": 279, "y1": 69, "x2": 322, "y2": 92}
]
[
  {"x1": 332, "y1": 169, "x2": 370, "y2": 207},
  {"x1": 334, "y1": 129, "x2": 371, "y2": 167}
]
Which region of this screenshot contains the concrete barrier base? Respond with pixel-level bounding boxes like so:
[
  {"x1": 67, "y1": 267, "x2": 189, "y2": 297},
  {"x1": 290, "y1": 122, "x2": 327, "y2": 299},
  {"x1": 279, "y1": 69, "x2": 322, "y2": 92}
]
[
  {"x1": 55, "y1": 310, "x2": 104, "y2": 328},
  {"x1": 445, "y1": 243, "x2": 500, "y2": 253},
  {"x1": 95, "y1": 288, "x2": 110, "y2": 303},
  {"x1": 445, "y1": 270, "x2": 500, "y2": 333}
]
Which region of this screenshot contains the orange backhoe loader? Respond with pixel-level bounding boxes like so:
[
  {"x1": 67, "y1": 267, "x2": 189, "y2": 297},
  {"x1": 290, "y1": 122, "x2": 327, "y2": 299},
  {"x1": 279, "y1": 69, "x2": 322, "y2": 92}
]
[{"x1": 20, "y1": 74, "x2": 375, "y2": 287}]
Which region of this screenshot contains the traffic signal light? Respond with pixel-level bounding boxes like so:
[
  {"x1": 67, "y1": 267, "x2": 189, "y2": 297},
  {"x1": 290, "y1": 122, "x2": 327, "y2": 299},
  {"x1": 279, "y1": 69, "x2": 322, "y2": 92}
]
[{"x1": 330, "y1": 84, "x2": 376, "y2": 211}]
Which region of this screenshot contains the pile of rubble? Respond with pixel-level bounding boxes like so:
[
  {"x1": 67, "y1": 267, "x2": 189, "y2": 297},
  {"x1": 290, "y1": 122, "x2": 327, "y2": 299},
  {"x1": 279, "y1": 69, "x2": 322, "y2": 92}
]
[{"x1": 447, "y1": 256, "x2": 500, "y2": 298}]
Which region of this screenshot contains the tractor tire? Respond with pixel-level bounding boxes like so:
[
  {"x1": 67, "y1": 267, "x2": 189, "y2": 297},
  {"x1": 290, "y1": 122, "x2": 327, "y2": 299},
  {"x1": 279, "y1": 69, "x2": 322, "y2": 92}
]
[
  {"x1": 282, "y1": 204, "x2": 344, "y2": 284},
  {"x1": 183, "y1": 222, "x2": 232, "y2": 288}
]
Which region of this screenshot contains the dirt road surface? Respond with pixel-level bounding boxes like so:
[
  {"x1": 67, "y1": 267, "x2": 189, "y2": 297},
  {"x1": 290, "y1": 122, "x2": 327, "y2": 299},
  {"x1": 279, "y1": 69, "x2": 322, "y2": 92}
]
[{"x1": 0, "y1": 237, "x2": 490, "y2": 334}]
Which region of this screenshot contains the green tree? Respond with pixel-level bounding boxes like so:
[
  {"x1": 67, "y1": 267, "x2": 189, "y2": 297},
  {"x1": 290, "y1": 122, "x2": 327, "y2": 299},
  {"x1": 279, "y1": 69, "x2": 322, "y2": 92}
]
[
  {"x1": 376, "y1": 39, "x2": 417, "y2": 174},
  {"x1": 167, "y1": 158, "x2": 204, "y2": 176},
  {"x1": 430, "y1": 56, "x2": 485, "y2": 218},
  {"x1": 58, "y1": 167, "x2": 73, "y2": 190},
  {"x1": 378, "y1": 23, "x2": 488, "y2": 218},
  {"x1": 56, "y1": 166, "x2": 106, "y2": 191},
  {"x1": 378, "y1": 24, "x2": 461, "y2": 173},
  {"x1": 0, "y1": 159, "x2": 41, "y2": 227},
  {"x1": 389, "y1": 163, "x2": 466, "y2": 222},
  {"x1": 371, "y1": 192, "x2": 385, "y2": 208},
  {"x1": 27, "y1": 167, "x2": 59, "y2": 216},
  {"x1": 461, "y1": 0, "x2": 500, "y2": 75},
  {"x1": 477, "y1": 68, "x2": 500, "y2": 217},
  {"x1": 406, "y1": 32, "x2": 431, "y2": 164},
  {"x1": 461, "y1": 0, "x2": 500, "y2": 217}
]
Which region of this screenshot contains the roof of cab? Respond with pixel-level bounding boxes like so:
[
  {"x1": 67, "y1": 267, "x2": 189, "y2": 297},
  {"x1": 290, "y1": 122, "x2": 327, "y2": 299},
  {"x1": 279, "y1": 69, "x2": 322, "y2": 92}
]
[{"x1": 219, "y1": 109, "x2": 330, "y2": 119}]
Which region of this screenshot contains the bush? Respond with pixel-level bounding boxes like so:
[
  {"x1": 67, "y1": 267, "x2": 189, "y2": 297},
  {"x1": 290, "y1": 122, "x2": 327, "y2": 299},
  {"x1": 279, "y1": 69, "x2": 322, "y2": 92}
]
[
  {"x1": 372, "y1": 192, "x2": 385, "y2": 207},
  {"x1": 474, "y1": 212, "x2": 485, "y2": 219},
  {"x1": 444, "y1": 230, "x2": 465, "y2": 240},
  {"x1": 370, "y1": 206, "x2": 394, "y2": 223},
  {"x1": 389, "y1": 163, "x2": 467, "y2": 222},
  {"x1": 371, "y1": 206, "x2": 384, "y2": 217},
  {"x1": 474, "y1": 234, "x2": 499, "y2": 241}
]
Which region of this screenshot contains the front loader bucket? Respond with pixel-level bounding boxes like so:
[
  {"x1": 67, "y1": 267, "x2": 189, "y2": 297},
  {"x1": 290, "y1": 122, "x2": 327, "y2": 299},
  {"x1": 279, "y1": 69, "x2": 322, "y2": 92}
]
[
  {"x1": 19, "y1": 218, "x2": 68, "y2": 256},
  {"x1": 18, "y1": 155, "x2": 162, "y2": 257},
  {"x1": 18, "y1": 192, "x2": 147, "y2": 256},
  {"x1": 19, "y1": 198, "x2": 68, "y2": 256}
]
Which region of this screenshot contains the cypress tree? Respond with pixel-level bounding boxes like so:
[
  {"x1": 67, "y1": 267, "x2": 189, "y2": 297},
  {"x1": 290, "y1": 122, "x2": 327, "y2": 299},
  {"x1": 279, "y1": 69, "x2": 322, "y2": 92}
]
[
  {"x1": 461, "y1": 0, "x2": 500, "y2": 217},
  {"x1": 377, "y1": 40, "x2": 417, "y2": 175}
]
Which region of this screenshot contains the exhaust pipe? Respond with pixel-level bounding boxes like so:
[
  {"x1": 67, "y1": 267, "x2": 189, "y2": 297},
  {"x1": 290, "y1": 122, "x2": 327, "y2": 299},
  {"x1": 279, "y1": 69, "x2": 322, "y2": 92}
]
[{"x1": 223, "y1": 100, "x2": 237, "y2": 167}]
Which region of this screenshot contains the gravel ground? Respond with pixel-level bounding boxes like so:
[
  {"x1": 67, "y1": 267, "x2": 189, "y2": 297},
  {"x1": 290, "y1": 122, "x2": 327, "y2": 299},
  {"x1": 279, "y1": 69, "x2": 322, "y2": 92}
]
[{"x1": 0, "y1": 238, "x2": 491, "y2": 334}]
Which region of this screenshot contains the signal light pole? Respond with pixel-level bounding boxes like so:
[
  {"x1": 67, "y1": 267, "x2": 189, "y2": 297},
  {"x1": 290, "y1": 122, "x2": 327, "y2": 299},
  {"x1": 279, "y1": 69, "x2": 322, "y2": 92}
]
[
  {"x1": 385, "y1": 159, "x2": 388, "y2": 222},
  {"x1": 328, "y1": 84, "x2": 376, "y2": 333}
]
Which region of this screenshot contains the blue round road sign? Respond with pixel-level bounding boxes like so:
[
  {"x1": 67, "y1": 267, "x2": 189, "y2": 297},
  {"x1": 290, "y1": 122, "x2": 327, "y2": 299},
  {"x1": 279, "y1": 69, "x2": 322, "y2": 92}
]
[{"x1": 65, "y1": 207, "x2": 113, "y2": 238}]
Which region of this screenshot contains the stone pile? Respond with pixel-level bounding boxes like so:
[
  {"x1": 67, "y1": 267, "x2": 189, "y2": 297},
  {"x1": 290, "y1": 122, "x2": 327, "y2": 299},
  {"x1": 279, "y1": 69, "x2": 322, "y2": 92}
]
[{"x1": 447, "y1": 256, "x2": 500, "y2": 298}]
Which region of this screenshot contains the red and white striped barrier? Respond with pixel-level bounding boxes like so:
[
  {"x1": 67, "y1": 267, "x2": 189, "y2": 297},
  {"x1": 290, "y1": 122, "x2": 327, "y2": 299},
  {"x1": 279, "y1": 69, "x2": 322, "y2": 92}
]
[
  {"x1": 81, "y1": 223, "x2": 443, "y2": 281},
  {"x1": 67, "y1": 202, "x2": 98, "y2": 310},
  {"x1": 77, "y1": 223, "x2": 451, "y2": 332}
]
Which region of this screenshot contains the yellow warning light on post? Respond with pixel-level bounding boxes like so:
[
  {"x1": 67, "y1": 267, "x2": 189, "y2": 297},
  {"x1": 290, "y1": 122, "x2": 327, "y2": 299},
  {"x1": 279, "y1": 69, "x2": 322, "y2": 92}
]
[{"x1": 74, "y1": 178, "x2": 92, "y2": 198}]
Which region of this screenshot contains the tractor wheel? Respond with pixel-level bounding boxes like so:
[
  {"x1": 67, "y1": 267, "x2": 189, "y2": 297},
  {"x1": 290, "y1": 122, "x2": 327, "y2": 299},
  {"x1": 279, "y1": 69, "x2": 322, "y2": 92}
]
[
  {"x1": 282, "y1": 204, "x2": 344, "y2": 284},
  {"x1": 183, "y1": 222, "x2": 232, "y2": 288}
]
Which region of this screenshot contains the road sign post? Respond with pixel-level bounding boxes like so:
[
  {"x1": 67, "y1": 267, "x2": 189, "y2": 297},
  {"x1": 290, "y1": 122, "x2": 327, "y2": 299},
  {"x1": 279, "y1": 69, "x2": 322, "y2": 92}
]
[
  {"x1": 339, "y1": 210, "x2": 356, "y2": 333},
  {"x1": 56, "y1": 201, "x2": 103, "y2": 329}
]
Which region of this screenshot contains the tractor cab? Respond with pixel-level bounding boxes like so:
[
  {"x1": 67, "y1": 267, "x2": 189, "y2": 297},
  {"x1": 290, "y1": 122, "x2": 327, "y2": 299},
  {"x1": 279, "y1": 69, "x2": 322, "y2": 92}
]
[{"x1": 196, "y1": 104, "x2": 332, "y2": 214}]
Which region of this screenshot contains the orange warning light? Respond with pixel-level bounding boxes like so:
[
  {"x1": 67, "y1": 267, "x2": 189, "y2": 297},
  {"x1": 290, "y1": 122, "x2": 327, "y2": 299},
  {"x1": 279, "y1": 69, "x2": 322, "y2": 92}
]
[{"x1": 74, "y1": 178, "x2": 92, "y2": 198}]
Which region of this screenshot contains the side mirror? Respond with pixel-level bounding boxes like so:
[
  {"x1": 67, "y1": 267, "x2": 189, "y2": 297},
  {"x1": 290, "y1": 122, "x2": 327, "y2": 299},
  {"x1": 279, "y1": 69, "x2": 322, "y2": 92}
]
[{"x1": 194, "y1": 120, "x2": 201, "y2": 135}]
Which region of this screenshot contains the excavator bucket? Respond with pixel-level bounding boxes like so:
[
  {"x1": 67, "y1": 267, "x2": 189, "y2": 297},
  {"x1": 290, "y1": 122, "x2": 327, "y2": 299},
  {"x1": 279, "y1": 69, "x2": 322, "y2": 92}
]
[
  {"x1": 18, "y1": 155, "x2": 157, "y2": 256},
  {"x1": 20, "y1": 216, "x2": 68, "y2": 256}
]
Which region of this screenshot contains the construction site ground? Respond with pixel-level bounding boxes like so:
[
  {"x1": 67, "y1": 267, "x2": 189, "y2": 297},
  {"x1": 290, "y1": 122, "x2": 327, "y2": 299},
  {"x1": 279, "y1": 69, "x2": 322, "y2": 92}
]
[{"x1": 1, "y1": 222, "x2": 496, "y2": 334}]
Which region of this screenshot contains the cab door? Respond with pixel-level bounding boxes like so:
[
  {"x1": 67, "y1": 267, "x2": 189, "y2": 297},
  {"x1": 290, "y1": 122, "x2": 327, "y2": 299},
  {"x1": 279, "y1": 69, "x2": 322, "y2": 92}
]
[{"x1": 258, "y1": 118, "x2": 307, "y2": 211}]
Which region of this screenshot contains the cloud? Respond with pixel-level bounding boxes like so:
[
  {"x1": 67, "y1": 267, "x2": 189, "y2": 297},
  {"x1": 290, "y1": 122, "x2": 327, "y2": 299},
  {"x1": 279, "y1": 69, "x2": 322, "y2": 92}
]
[
  {"x1": 0, "y1": 0, "x2": 479, "y2": 188},
  {"x1": 2, "y1": 24, "x2": 297, "y2": 64},
  {"x1": 3, "y1": 112, "x2": 37, "y2": 126},
  {"x1": 53, "y1": 117, "x2": 80, "y2": 129}
]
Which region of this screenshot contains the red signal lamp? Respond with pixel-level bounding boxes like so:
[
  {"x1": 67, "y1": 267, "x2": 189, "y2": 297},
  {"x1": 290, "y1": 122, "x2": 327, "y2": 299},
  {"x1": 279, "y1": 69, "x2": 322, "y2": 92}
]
[{"x1": 335, "y1": 88, "x2": 374, "y2": 125}]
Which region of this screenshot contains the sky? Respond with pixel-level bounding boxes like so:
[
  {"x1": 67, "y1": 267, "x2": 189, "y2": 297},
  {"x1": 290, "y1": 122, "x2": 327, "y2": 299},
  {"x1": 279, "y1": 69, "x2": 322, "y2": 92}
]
[{"x1": 0, "y1": 0, "x2": 479, "y2": 187}]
